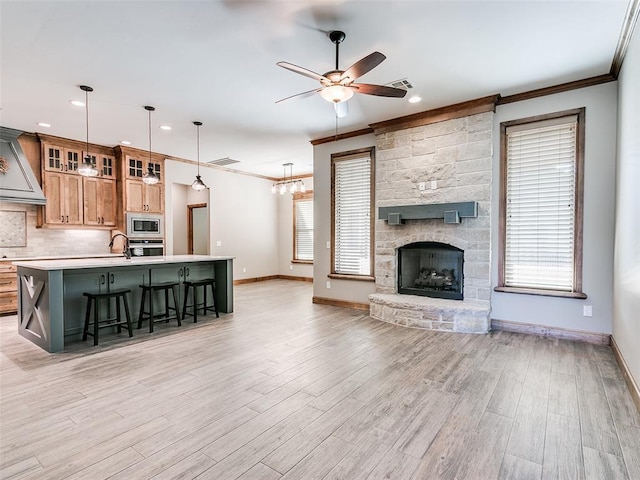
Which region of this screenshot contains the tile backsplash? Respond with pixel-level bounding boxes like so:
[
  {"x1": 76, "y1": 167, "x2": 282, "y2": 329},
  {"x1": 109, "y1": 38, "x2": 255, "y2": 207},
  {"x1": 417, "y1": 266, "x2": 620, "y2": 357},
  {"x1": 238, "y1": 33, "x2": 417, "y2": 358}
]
[{"x1": 0, "y1": 203, "x2": 111, "y2": 258}]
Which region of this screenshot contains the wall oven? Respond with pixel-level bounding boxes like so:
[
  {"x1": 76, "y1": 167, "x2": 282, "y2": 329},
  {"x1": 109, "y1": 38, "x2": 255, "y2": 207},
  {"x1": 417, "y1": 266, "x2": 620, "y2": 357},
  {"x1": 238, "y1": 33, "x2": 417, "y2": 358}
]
[
  {"x1": 126, "y1": 212, "x2": 163, "y2": 238},
  {"x1": 129, "y1": 239, "x2": 164, "y2": 257}
]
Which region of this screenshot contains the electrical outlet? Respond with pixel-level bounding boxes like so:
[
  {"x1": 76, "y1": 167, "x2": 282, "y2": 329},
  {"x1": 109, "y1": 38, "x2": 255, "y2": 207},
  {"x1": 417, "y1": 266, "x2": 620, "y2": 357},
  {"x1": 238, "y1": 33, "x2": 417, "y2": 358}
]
[
  {"x1": 583, "y1": 305, "x2": 593, "y2": 317},
  {"x1": 326, "y1": 241, "x2": 330, "y2": 249},
  {"x1": 418, "y1": 182, "x2": 426, "y2": 191},
  {"x1": 216, "y1": 241, "x2": 222, "y2": 247},
  {"x1": 326, "y1": 281, "x2": 331, "y2": 289},
  {"x1": 431, "y1": 180, "x2": 437, "y2": 190},
  {"x1": 242, "y1": 267, "x2": 246, "y2": 273},
  {"x1": 289, "y1": 265, "x2": 293, "y2": 271}
]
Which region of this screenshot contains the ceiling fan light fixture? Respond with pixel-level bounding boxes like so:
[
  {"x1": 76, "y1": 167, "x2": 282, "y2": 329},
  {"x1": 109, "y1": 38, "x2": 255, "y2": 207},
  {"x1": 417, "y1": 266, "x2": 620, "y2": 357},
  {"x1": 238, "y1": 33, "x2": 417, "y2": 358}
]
[{"x1": 320, "y1": 85, "x2": 353, "y2": 103}]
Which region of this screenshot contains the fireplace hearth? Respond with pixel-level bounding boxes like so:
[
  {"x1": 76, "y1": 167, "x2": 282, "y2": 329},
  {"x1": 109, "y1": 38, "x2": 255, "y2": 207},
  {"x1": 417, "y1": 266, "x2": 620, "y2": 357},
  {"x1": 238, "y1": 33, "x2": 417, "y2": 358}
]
[{"x1": 398, "y1": 242, "x2": 463, "y2": 300}]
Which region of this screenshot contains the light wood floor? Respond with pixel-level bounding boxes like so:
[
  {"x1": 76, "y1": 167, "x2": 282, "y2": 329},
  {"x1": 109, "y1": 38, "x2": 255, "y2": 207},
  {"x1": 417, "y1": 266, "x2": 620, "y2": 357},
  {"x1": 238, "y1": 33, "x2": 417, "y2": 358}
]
[{"x1": 1, "y1": 280, "x2": 638, "y2": 480}]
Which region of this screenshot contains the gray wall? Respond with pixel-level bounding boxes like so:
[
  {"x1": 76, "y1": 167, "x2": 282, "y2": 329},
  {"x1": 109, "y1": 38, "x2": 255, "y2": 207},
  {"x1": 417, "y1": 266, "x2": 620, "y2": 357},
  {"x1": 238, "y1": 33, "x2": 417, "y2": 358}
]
[
  {"x1": 165, "y1": 160, "x2": 278, "y2": 281},
  {"x1": 491, "y1": 82, "x2": 618, "y2": 334},
  {"x1": 313, "y1": 133, "x2": 377, "y2": 303},
  {"x1": 277, "y1": 177, "x2": 314, "y2": 279},
  {"x1": 613, "y1": 26, "x2": 640, "y2": 382}
]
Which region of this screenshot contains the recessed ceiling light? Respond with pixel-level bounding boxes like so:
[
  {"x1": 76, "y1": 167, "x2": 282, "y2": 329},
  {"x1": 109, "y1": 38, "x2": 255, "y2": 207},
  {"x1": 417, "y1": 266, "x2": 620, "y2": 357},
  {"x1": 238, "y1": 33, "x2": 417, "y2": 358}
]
[
  {"x1": 37, "y1": 122, "x2": 51, "y2": 128},
  {"x1": 408, "y1": 95, "x2": 422, "y2": 104},
  {"x1": 120, "y1": 140, "x2": 131, "y2": 145},
  {"x1": 159, "y1": 125, "x2": 171, "y2": 131},
  {"x1": 70, "y1": 100, "x2": 85, "y2": 107}
]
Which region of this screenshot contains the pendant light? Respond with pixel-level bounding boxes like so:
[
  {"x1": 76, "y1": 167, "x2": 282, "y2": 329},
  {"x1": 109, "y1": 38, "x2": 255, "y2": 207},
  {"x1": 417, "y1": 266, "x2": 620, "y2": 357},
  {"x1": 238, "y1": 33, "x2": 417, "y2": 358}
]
[
  {"x1": 191, "y1": 121, "x2": 207, "y2": 191},
  {"x1": 142, "y1": 105, "x2": 159, "y2": 185},
  {"x1": 77, "y1": 85, "x2": 99, "y2": 177},
  {"x1": 271, "y1": 163, "x2": 305, "y2": 195}
]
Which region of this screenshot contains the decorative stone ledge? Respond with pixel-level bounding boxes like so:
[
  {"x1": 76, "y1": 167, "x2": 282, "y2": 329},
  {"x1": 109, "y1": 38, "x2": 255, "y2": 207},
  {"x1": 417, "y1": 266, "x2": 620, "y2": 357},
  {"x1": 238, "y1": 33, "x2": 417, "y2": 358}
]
[{"x1": 369, "y1": 293, "x2": 490, "y2": 334}]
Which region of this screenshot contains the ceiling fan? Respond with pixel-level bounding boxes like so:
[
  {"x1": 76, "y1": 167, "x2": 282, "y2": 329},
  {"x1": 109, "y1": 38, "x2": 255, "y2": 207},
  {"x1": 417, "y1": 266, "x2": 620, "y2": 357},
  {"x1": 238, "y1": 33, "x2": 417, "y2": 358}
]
[{"x1": 276, "y1": 30, "x2": 407, "y2": 114}]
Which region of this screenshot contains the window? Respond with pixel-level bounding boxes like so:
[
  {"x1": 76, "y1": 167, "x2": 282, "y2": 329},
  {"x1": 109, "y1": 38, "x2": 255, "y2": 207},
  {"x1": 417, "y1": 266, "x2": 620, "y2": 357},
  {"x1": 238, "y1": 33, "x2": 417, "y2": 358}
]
[
  {"x1": 331, "y1": 147, "x2": 374, "y2": 278},
  {"x1": 497, "y1": 108, "x2": 586, "y2": 298},
  {"x1": 293, "y1": 191, "x2": 313, "y2": 262}
]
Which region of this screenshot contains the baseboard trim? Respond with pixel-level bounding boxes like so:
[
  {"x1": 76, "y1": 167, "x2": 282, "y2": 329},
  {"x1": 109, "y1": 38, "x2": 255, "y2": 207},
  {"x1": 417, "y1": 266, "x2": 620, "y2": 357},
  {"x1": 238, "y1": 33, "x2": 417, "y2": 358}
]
[
  {"x1": 312, "y1": 296, "x2": 370, "y2": 311},
  {"x1": 233, "y1": 275, "x2": 313, "y2": 285},
  {"x1": 277, "y1": 275, "x2": 313, "y2": 283},
  {"x1": 490, "y1": 319, "x2": 611, "y2": 345},
  {"x1": 611, "y1": 336, "x2": 640, "y2": 414}
]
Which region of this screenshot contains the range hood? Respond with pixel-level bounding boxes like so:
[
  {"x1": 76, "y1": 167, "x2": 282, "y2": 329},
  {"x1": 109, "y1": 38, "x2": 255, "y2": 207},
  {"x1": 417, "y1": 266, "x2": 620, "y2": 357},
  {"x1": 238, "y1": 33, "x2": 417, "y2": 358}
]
[{"x1": 0, "y1": 127, "x2": 46, "y2": 205}]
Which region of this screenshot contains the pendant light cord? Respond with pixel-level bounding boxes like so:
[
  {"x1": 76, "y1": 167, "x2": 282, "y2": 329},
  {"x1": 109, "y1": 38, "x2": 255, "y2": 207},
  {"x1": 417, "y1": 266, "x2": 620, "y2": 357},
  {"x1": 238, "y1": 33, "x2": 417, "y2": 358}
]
[
  {"x1": 196, "y1": 124, "x2": 200, "y2": 176},
  {"x1": 148, "y1": 108, "x2": 152, "y2": 164},
  {"x1": 85, "y1": 89, "x2": 90, "y2": 154}
]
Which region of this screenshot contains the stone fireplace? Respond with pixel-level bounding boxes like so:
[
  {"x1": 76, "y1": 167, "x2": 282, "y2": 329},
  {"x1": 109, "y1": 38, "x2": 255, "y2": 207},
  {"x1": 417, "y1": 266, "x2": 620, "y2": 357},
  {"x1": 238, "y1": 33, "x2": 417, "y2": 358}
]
[{"x1": 369, "y1": 111, "x2": 493, "y2": 334}]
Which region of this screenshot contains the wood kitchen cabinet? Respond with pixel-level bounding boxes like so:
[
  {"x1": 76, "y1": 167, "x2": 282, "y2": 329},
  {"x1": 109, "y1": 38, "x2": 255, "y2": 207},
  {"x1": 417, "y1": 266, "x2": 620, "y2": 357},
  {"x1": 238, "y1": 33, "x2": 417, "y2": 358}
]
[
  {"x1": 0, "y1": 261, "x2": 17, "y2": 315},
  {"x1": 43, "y1": 143, "x2": 82, "y2": 174},
  {"x1": 123, "y1": 154, "x2": 164, "y2": 213},
  {"x1": 83, "y1": 151, "x2": 116, "y2": 178},
  {"x1": 42, "y1": 171, "x2": 84, "y2": 225},
  {"x1": 84, "y1": 177, "x2": 116, "y2": 226}
]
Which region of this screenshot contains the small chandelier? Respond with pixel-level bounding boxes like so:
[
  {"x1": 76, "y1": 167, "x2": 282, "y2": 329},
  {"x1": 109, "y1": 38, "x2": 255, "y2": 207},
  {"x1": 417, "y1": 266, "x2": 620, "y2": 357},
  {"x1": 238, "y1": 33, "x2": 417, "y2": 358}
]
[
  {"x1": 77, "y1": 85, "x2": 99, "y2": 177},
  {"x1": 271, "y1": 163, "x2": 305, "y2": 195},
  {"x1": 191, "y1": 121, "x2": 207, "y2": 191},
  {"x1": 142, "y1": 105, "x2": 159, "y2": 185}
]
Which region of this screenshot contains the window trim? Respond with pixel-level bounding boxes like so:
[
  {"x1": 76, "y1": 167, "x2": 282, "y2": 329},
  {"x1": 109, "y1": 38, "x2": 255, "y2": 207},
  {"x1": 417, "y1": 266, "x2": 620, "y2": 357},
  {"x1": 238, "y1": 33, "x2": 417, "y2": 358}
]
[
  {"x1": 330, "y1": 146, "x2": 375, "y2": 279},
  {"x1": 292, "y1": 190, "x2": 314, "y2": 264},
  {"x1": 496, "y1": 107, "x2": 586, "y2": 299}
]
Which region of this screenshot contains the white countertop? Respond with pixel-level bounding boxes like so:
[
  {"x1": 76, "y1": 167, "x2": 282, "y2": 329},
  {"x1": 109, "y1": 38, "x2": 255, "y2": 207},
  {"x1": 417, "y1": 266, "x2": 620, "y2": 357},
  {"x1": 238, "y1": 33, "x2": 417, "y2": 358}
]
[
  {"x1": 14, "y1": 255, "x2": 234, "y2": 271},
  {"x1": 2, "y1": 254, "x2": 121, "y2": 262}
]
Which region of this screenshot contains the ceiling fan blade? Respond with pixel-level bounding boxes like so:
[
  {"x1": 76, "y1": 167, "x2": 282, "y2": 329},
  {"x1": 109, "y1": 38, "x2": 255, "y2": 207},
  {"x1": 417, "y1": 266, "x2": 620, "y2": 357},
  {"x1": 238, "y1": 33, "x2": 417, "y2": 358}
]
[
  {"x1": 275, "y1": 88, "x2": 321, "y2": 103},
  {"x1": 340, "y1": 52, "x2": 386, "y2": 82},
  {"x1": 276, "y1": 61, "x2": 330, "y2": 83},
  {"x1": 334, "y1": 101, "x2": 348, "y2": 118},
  {"x1": 351, "y1": 83, "x2": 407, "y2": 98}
]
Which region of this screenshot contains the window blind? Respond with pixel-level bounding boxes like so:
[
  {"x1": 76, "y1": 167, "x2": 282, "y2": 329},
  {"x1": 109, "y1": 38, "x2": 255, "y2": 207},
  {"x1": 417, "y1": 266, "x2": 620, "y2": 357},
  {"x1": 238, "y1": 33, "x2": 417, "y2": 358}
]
[
  {"x1": 505, "y1": 117, "x2": 577, "y2": 291},
  {"x1": 294, "y1": 199, "x2": 313, "y2": 261},
  {"x1": 334, "y1": 155, "x2": 371, "y2": 275}
]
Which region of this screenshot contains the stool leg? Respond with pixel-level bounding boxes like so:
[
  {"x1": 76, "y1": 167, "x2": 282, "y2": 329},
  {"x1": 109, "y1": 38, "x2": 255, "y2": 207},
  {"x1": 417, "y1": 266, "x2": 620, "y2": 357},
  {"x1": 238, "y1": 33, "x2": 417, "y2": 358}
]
[
  {"x1": 138, "y1": 288, "x2": 146, "y2": 329},
  {"x1": 93, "y1": 296, "x2": 99, "y2": 346},
  {"x1": 182, "y1": 284, "x2": 190, "y2": 321},
  {"x1": 122, "y1": 293, "x2": 133, "y2": 338},
  {"x1": 116, "y1": 296, "x2": 122, "y2": 334},
  {"x1": 164, "y1": 287, "x2": 170, "y2": 322},
  {"x1": 193, "y1": 286, "x2": 198, "y2": 323},
  {"x1": 172, "y1": 286, "x2": 182, "y2": 326},
  {"x1": 211, "y1": 282, "x2": 219, "y2": 318},
  {"x1": 149, "y1": 289, "x2": 155, "y2": 333},
  {"x1": 83, "y1": 296, "x2": 92, "y2": 341}
]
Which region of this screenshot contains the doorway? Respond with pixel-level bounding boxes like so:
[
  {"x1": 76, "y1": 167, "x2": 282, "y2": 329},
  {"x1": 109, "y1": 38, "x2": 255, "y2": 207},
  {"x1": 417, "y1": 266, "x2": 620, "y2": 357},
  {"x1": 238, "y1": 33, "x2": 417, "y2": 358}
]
[{"x1": 187, "y1": 203, "x2": 208, "y2": 255}]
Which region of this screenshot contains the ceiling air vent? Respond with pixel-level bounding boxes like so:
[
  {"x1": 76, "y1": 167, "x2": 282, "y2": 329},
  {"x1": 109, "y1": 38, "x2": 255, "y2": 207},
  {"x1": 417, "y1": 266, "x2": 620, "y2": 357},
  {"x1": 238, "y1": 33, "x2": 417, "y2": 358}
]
[
  {"x1": 386, "y1": 78, "x2": 413, "y2": 90},
  {"x1": 207, "y1": 157, "x2": 240, "y2": 167}
]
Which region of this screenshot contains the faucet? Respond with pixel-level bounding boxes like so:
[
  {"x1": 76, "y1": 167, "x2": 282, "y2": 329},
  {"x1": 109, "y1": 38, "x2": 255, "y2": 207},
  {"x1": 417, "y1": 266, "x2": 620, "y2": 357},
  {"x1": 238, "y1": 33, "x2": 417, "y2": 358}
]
[{"x1": 109, "y1": 233, "x2": 131, "y2": 259}]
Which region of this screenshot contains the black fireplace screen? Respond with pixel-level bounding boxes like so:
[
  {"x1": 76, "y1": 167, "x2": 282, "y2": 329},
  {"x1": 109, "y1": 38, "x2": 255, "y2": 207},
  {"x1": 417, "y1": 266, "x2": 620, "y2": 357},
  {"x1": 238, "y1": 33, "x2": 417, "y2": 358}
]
[{"x1": 398, "y1": 242, "x2": 464, "y2": 300}]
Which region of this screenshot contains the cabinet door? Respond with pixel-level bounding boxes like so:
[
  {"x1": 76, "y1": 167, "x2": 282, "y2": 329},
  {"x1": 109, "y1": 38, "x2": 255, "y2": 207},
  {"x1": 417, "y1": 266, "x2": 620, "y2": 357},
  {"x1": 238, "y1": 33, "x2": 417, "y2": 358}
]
[
  {"x1": 100, "y1": 178, "x2": 117, "y2": 226},
  {"x1": 86, "y1": 152, "x2": 116, "y2": 178},
  {"x1": 44, "y1": 172, "x2": 65, "y2": 224},
  {"x1": 145, "y1": 183, "x2": 163, "y2": 213},
  {"x1": 43, "y1": 144, "x2": 64, "y2": 172},
  {"x1": 65, "y1": 148, "x2": 82, "y2": 174},
  {"x1": 126, "y1": 156, "x2": 145, "y2": 180},
  {"x1": 84, "y1": 178, "x2": 116, "y2": 226},
  {"x1": 126, "y1": 179, "x2": 145, "y2": 212},
  {"x1": 65, "y1": 175, "x2": 84, "y2": 224}
]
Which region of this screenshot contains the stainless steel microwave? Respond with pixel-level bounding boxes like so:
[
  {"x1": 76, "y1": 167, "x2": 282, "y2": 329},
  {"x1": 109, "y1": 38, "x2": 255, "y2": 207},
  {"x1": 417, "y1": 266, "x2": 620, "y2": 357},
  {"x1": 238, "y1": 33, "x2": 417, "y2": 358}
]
[{"x1": 126, "y1": 212, "x2": 163, "y2": 238}]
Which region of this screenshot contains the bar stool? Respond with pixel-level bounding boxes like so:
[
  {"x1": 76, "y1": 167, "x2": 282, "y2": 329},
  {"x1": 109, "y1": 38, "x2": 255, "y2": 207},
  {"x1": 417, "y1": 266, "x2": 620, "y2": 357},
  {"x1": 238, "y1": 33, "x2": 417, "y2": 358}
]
[
  {"x1": 182, "y1": 278, "x2": 219, "y2": 323},
  {"x1": 137, "y1": 282, "x2": 181, "y2": 333},
  {"x1": 82, "y1": 289, "x2": 133, "y2": 346}
]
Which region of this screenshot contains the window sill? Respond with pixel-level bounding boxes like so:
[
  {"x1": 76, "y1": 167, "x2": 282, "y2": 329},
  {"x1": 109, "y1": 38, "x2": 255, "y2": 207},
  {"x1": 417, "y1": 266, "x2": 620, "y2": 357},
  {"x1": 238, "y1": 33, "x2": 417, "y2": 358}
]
[
  {"x1": 328, "y1": 273, "x2": 375, "y2": 282},
  {"x1": 292, "y1": 260, "x2": 313, "y2": 265},
  {"x1": 494, "y1": 286, "x2": 587, "y2": 299}
]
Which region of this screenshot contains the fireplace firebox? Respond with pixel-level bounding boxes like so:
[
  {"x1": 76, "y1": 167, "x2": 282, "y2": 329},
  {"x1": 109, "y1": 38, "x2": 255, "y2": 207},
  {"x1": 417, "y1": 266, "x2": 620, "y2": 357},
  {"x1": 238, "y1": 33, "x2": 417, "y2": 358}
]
[{"x1": 398, "y1": 242, "x2": 464, "y2": 300}]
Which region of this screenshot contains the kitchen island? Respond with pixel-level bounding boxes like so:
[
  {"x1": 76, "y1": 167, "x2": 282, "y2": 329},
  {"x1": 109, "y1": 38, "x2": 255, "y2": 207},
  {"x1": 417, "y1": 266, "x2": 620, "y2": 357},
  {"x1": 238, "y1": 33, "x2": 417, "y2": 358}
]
[{"x1": 14, "y1": 255, "x2": 234, "y2": 352}]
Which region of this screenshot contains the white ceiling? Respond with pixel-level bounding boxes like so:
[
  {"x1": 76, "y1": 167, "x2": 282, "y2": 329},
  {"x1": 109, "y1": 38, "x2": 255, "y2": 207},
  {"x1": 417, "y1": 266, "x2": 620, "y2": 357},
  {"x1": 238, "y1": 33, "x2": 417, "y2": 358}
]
[{"x1": 0, "y1": 0, "x2": 629, "y2": 178}]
